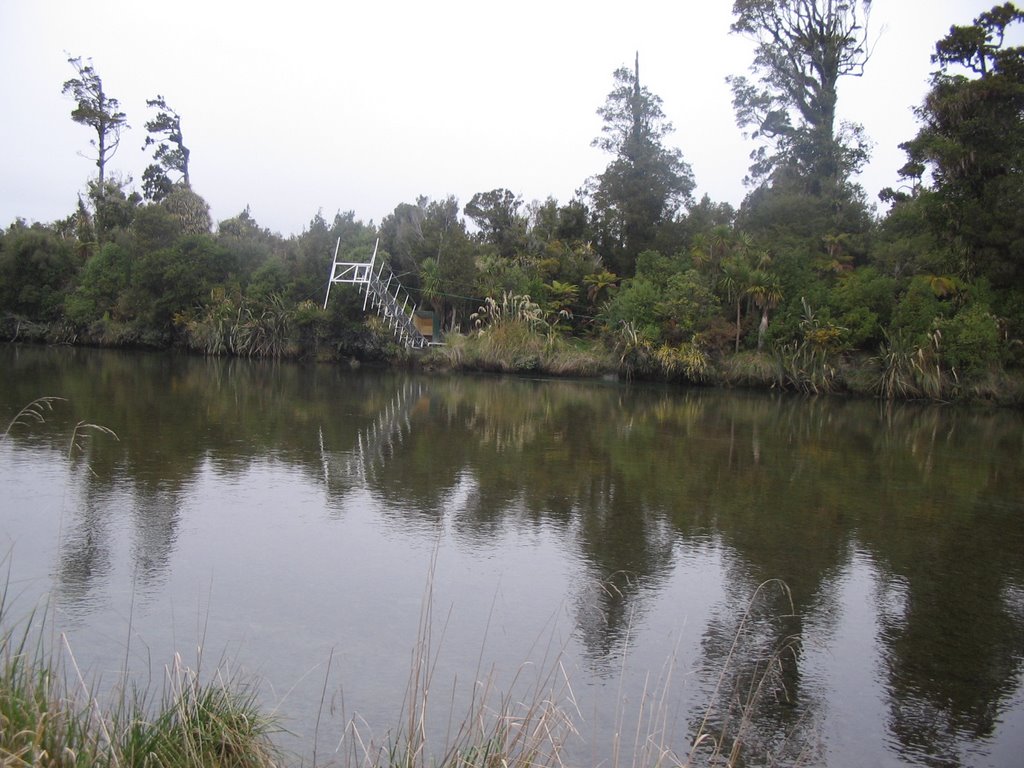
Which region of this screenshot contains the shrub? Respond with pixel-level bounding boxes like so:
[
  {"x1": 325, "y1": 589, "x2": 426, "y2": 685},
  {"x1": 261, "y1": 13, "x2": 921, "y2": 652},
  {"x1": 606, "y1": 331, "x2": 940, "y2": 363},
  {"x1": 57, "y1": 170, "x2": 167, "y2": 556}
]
[
  {"x1": 890, "y1": 276, "x2": 945, "y2": 341},
  {"x1": 874, "y1": 329, "x2": 944, "y2": 400},
  {"x1": 936, "y1": 304, "x2": 1001, "y2": 377}
]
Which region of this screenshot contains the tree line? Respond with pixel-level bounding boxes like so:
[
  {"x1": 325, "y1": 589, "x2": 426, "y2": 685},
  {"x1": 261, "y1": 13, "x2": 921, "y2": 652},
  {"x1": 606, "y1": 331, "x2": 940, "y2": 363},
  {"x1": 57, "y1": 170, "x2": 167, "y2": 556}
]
[{"x1": 1, "y1": 2, "x2": 1022, "y2": 402}]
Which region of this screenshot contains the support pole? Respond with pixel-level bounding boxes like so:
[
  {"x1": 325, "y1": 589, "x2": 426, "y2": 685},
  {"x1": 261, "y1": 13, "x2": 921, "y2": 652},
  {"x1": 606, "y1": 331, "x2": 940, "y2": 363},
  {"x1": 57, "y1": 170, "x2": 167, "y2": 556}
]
[
  {"x1": 363, "y1": 240, "x2": 378, "y2": 312},
  {"x1": 323, "y1": 237, "x2": 342, "y2": 309}
]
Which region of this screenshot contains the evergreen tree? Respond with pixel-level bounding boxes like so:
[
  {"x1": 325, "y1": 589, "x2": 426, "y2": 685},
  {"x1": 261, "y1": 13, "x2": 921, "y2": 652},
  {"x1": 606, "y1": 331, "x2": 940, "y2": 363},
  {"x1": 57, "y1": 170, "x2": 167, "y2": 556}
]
[
  {"x1": 464, "y1": 188, "x2": 528, "y2": 258},
  {"x1": 62, "y1": 55, "x2": 128, "y2": 195},
  {"x1": 591, "y1": 54, "x2": 695, "y2": 276},
  {"x1": 142, "y1": 95, "x2": 191, "y2": 202},
  {"x1": 896, "y1": 3, "x2": 1024, "y2": 288}
]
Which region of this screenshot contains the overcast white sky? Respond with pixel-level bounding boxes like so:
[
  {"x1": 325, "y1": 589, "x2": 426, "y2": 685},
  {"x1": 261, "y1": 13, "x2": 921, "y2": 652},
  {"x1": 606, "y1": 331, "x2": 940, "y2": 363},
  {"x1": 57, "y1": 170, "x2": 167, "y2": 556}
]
[{"x1": 2, "y1": 1, "x2": 1019, "y2": 236}]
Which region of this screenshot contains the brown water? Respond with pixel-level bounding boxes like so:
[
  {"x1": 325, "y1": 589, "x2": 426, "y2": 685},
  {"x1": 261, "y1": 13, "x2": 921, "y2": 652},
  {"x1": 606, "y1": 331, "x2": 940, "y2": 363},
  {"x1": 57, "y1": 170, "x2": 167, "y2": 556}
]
[{"x1": 1, "y1": 344, "x2": 1022, "y2": 767}]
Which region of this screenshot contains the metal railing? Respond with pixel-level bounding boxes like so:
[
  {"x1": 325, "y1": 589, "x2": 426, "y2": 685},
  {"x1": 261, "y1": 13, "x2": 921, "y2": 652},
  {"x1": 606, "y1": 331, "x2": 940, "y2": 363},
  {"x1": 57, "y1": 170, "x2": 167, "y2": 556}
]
[{"x1": 324, "y1": 238, "x2": 429, "y2": 349}]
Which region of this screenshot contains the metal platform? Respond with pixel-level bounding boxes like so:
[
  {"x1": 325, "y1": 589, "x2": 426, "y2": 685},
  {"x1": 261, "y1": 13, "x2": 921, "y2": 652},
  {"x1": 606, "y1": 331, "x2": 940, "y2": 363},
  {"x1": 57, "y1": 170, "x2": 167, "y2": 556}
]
[{"x1": 323, "y1": 238, "x2": 429, "y2": 349}]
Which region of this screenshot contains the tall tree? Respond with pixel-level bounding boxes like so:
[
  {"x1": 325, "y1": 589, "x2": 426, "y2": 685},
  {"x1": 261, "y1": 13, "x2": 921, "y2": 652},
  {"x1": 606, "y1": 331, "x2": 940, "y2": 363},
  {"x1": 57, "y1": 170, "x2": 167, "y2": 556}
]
[
  {"x1": 380, "y1": 197, "x2": 476, "y2": 329},
  {"x1": 464, "y1": 188, "x2": 527, "y2": 258},
  {"x1": 896, "y1": 3, "x2": 1024, "y2": 287},
  {"x1": 728, "y1": 0, "x2": 873, "y2": 192},
  {"x1": 591, "y1": 54, "x2": 695, "y2": 276},
  {"x1": 62, "y1": 55, "x2": 128, "y2": 195},
  {"x1": 142, "y1": 95, "x2": 191, "y2": 202}
]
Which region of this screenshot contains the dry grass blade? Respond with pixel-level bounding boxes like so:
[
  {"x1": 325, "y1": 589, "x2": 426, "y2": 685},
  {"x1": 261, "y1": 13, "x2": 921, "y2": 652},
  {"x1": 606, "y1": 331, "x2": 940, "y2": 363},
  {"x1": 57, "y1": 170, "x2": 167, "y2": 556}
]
[
  {"x1": 2, "y1": 396, "x2": 67, "y2": 437},
  {"x1": 68, "y1": 421, "x2": 120, "y2": 459},
  {"x1": 685, "y1": 578, "x2": 800, "y2": 768}
]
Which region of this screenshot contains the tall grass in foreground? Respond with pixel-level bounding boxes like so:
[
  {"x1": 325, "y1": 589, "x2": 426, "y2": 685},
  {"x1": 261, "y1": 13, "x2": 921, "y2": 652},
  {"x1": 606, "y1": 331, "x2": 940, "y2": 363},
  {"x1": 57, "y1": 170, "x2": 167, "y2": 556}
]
[
  {"x1": 0, "y1": 571, "x2": 809, "y2": 768},
  {"x1": 117, "y1": 655, "x2": 280, "y2": 768},
  {"x1": 326, "y1": 568, "x2": 809, "y2": 768},
  {"x1": 0, "y1": 602, "x2": 282, "y2": 768},
  {"x1": 0, "y1": 601, "x2": 98, "y2": 767},
  {"x1": 3, "y1": 400, "x2": 279, "y2": 768},
  {"x1": 330, "y1": 552, "x2": 577, "y2": 768}
]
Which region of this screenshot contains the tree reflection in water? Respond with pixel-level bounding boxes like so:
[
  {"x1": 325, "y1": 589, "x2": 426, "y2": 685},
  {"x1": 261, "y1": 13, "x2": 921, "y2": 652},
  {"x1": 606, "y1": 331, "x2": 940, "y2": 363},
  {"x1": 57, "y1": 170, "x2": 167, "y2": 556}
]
[{"x1": 1, "y1": 344, "x2": 1022, "y2": 766}]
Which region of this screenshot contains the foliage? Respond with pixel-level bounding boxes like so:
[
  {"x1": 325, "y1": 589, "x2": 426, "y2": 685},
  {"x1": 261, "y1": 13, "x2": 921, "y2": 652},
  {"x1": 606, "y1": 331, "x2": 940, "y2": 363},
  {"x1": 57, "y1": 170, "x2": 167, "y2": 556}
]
[
  {"x1": 474, "y1": 253, "x2": 544, "y2": 302},
  {"x1": 464, "y1": 188, "x2": 527, "y2": 258},
  {"x1": 120, "y1": 662, "x2": 280, "y2": 768},
  {"x1": 230, "y1": 294, "x2": 295, "y2": 359},
  {"x1": 163, "y1": 186, "x2": 212, "y2": 235},
  {"x1": 471, "y1": 292, "x2": 546, "y2": 333},
  {"x1": 718, "y1": 350, "x2": 778, "y2": 388},
  {"x1": 890, "y1": 276, "x2": 946, "y2": 342},
  {"x1": 583, "y1": 269, "x2": 619, "y2": 306},
  {"x1": 0, "y1": 17, "x2": 1020, "y2": 401},
  {"x1": 600, "y1": 277, "x2": 663, "y2": 341},
  {"x1": 728, "y1": 0, "x2": 873, "y2": 190},
  {"x1": 0, "y1": 631, "x2": 279, "y2": 768},
  {"x1": 181, "y1": 290, "x2": 296, "y2": 359},
  {"x1": 771, "y1": 299, "x2": 844, "y2": 393},
  {"x1": 655, "y1": 341, "x2": 711, "y2": 382},
  {"x1": 380, "y1": 196, "x2": 477, "y2": 328},
  {"x1": 772, "y1": 338, "x2": 838, "y2": 394},
  {"x1": 131, "y1": 200, "x2": 183, "y2": 253},
  {"x1": 591, "y1": 55, "x2": 695, "y2": 275},
  {"x1": 874, "y1": 328, "x2": 944, "y2": 400},
  {"x1": 935, "y1": 303, "x2": 1002, "y2": 376},
  {"x1": 88, "y1": 176, "x2": 141, "y2": 242},
  {"x1": 123, "y1": 234, "x2": 235, "y2": 333},
  {"x1": 659, "y1": 270, "x2": 721, "y2": 344},
  {"x1": 613, "y1": 320, "x2": 711, "y2": 383},
  {"x1": 896, "y1": 3, "x2": 1024, "y2": 289},
  {"x1": 827, "y1": 266, "x2": 896, "y2": 347},
  {"x1": 433, "y1": 293, "x2": 611, "y2": 376},
  {"x1": 0, "y1": 223, "x2": 80, "y2": 321},
  {"x1": 0, "y1": 618, "x2": 101, "y2": 767},
  {"x1": 62, "y1": 55, "x2": 128, "y2": 191},
  {"x1": 543, "y1": 279, "x2": 579, "y2": 330},
  {"x1": 142, "y1": 94, "x2": 191, "y2": 201},
  {"x1": 64, "y1": 241, "x2": 132, "y2": 325}
]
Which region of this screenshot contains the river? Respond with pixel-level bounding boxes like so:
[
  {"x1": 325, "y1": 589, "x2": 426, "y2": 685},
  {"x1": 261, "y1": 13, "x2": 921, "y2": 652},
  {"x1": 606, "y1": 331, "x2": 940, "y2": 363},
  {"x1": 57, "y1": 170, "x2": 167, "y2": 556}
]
[{"x1": 1, "y1": 344, "x2": 1022, "y2": 767}]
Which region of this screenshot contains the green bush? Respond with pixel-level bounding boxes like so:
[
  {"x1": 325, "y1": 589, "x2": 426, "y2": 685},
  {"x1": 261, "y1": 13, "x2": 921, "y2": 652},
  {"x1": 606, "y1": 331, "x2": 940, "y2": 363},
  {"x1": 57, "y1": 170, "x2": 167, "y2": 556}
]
[
  {"x1": 657, "y1": 270, "x2": 720, "y2": 343},
  {"x1": 64, "y1": 242, "x2": 133, "y2": 325},
  {"x1": 829, "y1": 267, "x2": 897, "y2": 348},
  {"x1": 936, "y1": 304, "x2": 1001, "y2": 376},
  {"x1": 0, "y1": 225, "x2": 80, "y2": 321},
  {"x1": 890, "y1": 276, "x2": 945, "y2": 341},
  {"x1": 600, "y1": 277, "x2": 662, "y2": 340}
]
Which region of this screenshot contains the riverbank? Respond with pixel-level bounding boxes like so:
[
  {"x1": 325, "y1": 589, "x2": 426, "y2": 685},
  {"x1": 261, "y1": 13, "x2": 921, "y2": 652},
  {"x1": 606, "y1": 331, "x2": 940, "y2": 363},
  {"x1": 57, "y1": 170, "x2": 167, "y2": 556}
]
[
  {"x1": 5, "y1": 313, "x2": 1023, "y2": 407},
  {"x1": 418, "y1": 326, "x2": 1024, "y2": 406}
]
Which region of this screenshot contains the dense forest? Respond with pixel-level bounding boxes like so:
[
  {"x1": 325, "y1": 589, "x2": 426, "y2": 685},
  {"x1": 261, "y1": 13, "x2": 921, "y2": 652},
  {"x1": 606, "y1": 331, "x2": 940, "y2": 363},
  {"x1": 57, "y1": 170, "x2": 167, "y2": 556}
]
[{"x1": 2, "y1": 2, "x2": 1022, "y2": 403}]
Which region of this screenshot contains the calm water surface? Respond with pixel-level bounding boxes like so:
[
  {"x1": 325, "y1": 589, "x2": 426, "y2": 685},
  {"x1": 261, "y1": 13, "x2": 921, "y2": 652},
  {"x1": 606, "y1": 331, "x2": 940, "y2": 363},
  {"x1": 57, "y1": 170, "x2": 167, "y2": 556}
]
[{"x1": 1, "y1": 345, "x2": 1022, "y2": 767}]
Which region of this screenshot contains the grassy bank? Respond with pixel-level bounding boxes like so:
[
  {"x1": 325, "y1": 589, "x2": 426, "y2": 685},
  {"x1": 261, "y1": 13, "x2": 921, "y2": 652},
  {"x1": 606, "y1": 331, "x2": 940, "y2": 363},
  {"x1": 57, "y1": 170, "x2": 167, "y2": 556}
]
[
  {"x1": 0, "y1": 598, "x2": 280, "y2": 767},
  {"x1": 424, "y1": 323, "x2": 1024, "y2": 406},
  {"x1": 6, "y1": 299, "x2": 1023, "y2": 405}
]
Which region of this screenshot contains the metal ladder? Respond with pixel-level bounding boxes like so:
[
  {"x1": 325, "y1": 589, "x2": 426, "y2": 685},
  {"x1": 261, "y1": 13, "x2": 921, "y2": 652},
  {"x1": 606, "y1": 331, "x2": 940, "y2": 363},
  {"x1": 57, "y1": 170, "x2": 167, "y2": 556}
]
[{"x1": 323, "y1": 238, "x2": 429, "y2": 349}]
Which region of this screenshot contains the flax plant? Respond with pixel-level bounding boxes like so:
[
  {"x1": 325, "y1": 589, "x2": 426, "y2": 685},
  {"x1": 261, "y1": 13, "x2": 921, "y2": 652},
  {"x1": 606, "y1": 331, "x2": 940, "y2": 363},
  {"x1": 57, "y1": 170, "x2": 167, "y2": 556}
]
[{"x1": 874, "y1": 328, "x2": 946, "y2": 401}]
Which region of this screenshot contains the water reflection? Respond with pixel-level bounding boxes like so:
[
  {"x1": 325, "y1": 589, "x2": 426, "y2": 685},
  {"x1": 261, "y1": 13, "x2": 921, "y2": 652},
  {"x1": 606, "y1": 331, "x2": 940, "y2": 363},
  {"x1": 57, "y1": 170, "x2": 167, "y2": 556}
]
[
  {"x1": 56, "y1": 479, "x2": 113, "y2": 612},
  {"x1": 1, "y1": 344, "x2": 1023, "y2": 766}
]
